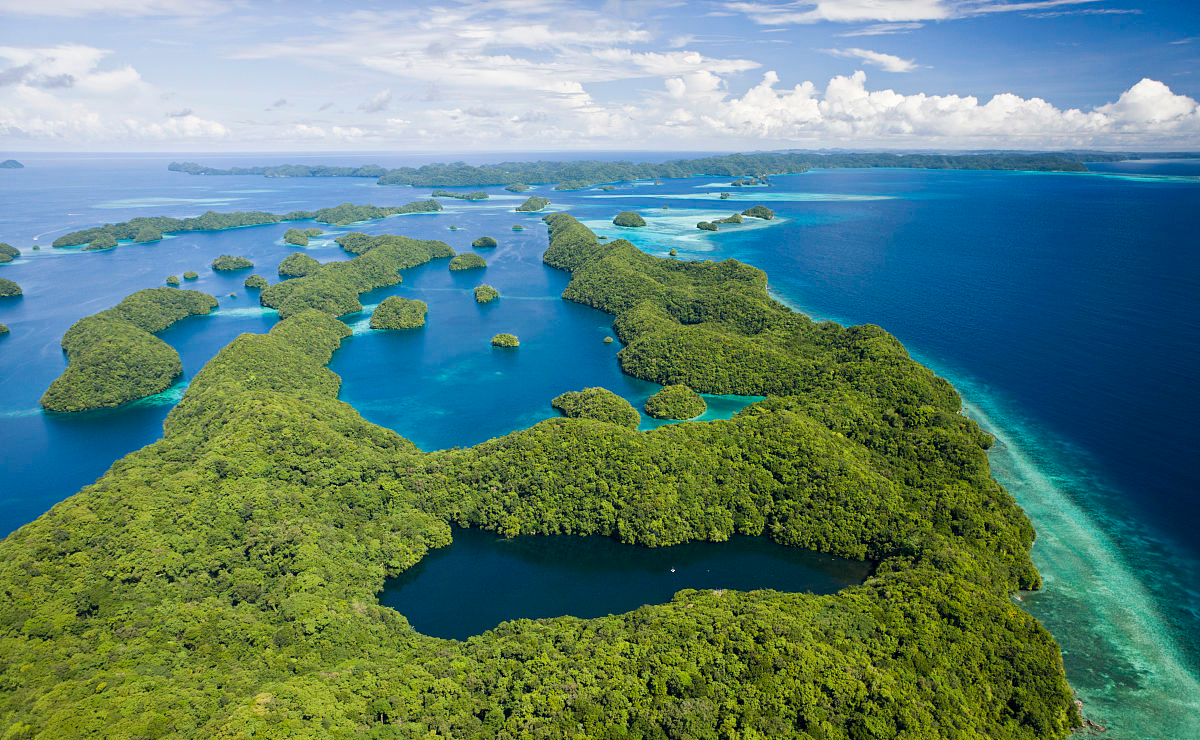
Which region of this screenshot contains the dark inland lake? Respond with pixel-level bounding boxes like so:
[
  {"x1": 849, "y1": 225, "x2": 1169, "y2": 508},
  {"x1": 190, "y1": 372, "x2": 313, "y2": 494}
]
[{"x1": 379, "y1": 528, "x2": 872, "y2": 640}]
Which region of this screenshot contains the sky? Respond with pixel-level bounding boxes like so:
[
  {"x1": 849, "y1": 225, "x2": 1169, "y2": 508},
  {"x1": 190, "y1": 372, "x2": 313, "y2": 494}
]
[{"x1": 1, "y1": 0, "x2": 1198, "y2": 152}]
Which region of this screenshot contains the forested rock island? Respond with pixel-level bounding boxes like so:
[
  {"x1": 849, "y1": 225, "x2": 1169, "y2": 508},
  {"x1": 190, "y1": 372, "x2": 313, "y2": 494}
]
[
  {"x1": 0, "y1": 209, "x2": 1080, "y2": 738},
  {"x1": 166, "y1": 150, "x2": 1140, "y2": 189}
]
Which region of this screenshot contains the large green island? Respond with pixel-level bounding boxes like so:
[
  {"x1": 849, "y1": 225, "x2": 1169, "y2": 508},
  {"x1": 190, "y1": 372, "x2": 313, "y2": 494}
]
[{"x1": 0, "y1": 214, "x2": 1078, "y2": 738}]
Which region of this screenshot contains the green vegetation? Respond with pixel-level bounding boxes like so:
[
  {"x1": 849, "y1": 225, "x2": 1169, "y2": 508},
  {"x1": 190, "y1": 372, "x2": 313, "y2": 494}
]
[
  {"x1": 166, "y1": 275, "x2": 180, "y2": 286},
  {"x1": 471, "y1": 236, "x2": 498, "y2": 248},
  {"x1": 284, "y1": 228, "x2": 310, "y2": 246},
  {"x1": 516, "y1": 196, "x2": 551, "y2": 212},
  {"x1": 504, "y1": 183, "x2": 528, "y2": 192},
  {"x1": 370, "y1": 296, "x2": 428, "y2": 330},
  {"x1": 174, "y1": 151, "x2": 1110, "y2": 190},
  {"x1": 39, "y1": 288, "x2": 217, "y2": 412},
  {"x1": 0, "y1": 210, "x2": 1078, "y2": 739},
  {"x1": 742, "y1": 205, "x2": 774, "y2": 220},
  {"x1": 277, "y1": 253, "x2": 321, "y2": 278},
  {"x1": 512, "y1": 224, "x2": 524, "y2": 230},
  {"x1": 243, "y1": 274, "x2": 269, "y2": 290},
  {"x1": 260, "y1": 235, "x2": 452, "y2": 319},
  {"x1": 604, "y1": 336, "x2": 614, "y2": 343},
  {"x1": 0, "y1": 324, "x2": 7, "y2": 334},
  {"x1": 697, "y1": 221, "x2": 718, "y2": 231},
  {"x1": 211, "y1": 254, "x2": 254, "y2": 271},
  {"x1": 491, "y1": 332, "x2": 519, "y2": 347},
  {"x1": 598, "y1": 185, "x2": 615, "y2": 191},
  {"x1": 612, "y1": 211, "x2": 646, "y2": 227},
  {"x1": 644, "y1": 384, "x2": 707, "y2": 420},
  {"x1": 474, "y1": 284, "x2": 499, "y2": 303},
  {"x1": 0, "y1": 243, "x2": 18, "y2": 263},
  {"x1": 719, "y1": 192, "x2": 730, "y2": 199},
  {"x1": 716, "y1": 213, "x2": 743, "y2": 224},
  {"x1": 85, "y1": 233, "x2": 118, "y2": 251},
  {"x1": 448, "y1": 253, "x2": 486, "y2": 271},
  {"x1": 50, "y1": 202, "x2": 440, "y2": 251},
  {"x1": 169, "y1": 161, "x2": 387, "y2": 177},
  {"x1": 669, "y1": 248, "x2": 678, "y2": 257},
  {"x1": 431, "y1": 190, "x2": 488, "y2": 200},
  {"x1": 183, "y1": 270, "x2": 198, "y2": 280},
  {"x1": 0, "y1": 159, "x2": 23, "y2": 168},
  {"x1": 0, "y1": 278, "x2": 21, "y2": 297},
  {"x1": 551, "y1": 387, "x2": 640, "y2": 428},
  {"x1": 134, "y1": 225, "x2": 163, "y2": 243}
]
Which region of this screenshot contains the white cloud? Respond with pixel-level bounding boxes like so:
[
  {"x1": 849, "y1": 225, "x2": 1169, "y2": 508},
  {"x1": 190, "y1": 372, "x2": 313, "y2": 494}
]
[
  {"x1": 726, "y1": 0, "x2": 953, "y2": 24},
  {"x1": 725, "y1": 0, "x2": 1106, "y2": 24},
  {"x1": 824, "y1": 47, "x2": 919, "y2": 72},
  {"x1": 0, "y1": 44, "x2": 227, "y2": 142},
  {"x1": 359, "y1": 89, "x2": 392, "y2": 113},
  {"x1": 0, "y1": 0, "x2": 226, "y2": 17},
  {"x1": 642, "y1": 70, "x2": 1200, "y2": 147}
]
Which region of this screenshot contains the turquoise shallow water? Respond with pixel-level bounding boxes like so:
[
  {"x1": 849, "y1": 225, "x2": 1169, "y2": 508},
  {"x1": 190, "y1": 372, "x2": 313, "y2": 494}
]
[{"x1": 0, "y1": 155, "x2": 1197, "y2": 736}]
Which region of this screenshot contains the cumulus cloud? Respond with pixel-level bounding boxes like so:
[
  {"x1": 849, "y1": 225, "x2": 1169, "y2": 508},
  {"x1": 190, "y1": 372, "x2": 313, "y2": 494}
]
[
  {"x1": 643, "y1": 69, "x2": 1200, "y2": 147},
  {"x1": 824, "y1": 47, "x2": 918, "y2": 72},
  {"x1": 0, "y1": 43, "x2": 227, "y2": 143}
]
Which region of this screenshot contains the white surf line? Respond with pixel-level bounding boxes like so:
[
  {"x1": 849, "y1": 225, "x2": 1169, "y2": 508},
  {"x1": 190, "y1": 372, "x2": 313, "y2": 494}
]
[{"x1": 963, "y1": 397, "x2": 1200, "y2": 733}]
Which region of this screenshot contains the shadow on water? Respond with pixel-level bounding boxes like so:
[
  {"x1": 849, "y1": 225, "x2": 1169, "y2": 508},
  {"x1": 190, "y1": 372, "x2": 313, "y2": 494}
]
[{"x1": 379, "y1": 527, "x2": 872, "y2": 640}]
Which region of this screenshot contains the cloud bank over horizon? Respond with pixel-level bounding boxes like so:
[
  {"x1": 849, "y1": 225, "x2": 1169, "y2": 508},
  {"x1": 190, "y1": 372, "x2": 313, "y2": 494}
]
[{"x1": 0, "y1": 1, "x2": 1197, "y2": 152}]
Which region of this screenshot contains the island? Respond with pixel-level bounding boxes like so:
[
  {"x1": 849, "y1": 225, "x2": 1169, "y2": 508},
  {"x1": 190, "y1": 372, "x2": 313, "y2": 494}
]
[
  {"x1": 211, "y1": 254, "x2": 254, "y2": 271},
  {"x1": 504, "y1": 183, "x2": 528, "y2": 192},
  {"x1": 134, "y1": 225, "x2": 163, "y2": 243},
  {"x1": 165, "y1": 275, "x2": 180, "y2": 286},
  {"x1": 644, "y1": 384, "x2": 707, "y2": 420},
  {"x1": 669, "y1": 248, "x2": 678, "y2": 256},
  {"x1": 0, "y1": 278, "x2": 21, "y2": 297},
  {"x1": 49, "y1": 201, "x2": 442, "y2": 251},
  {"x1": 277, "y1": 253, "x2": 321, "y2": 278},
  {"x1": 39, "y1": 287, "x2": 217, "y2": 412},
  {"x1": 243, "y1": 274, "x2": 269, "y2": 289},
  {"x1": 471, "y1": 236, "x2": 498, "y2": 248},
  {"x1": 0, "y1": 324, "x2": 8, "y2": 334},
  {"x1": 515, "y1": 196, "x2": 550, "y2": 212},
  {"x1": 85, "y1": 234, "x2": 117, "y2": 251},
  {"x1": 432, "y1": 190, "x2": 488, "y2": 200},
  {"x1": 491, "y1": 332, "x2": 519, "y2": 347},
  {"x1": 696, "y1": 221, "x2": 718, "y2": 231},
  {"x1": 259, "y1": 235, "x2": 453, "y2": 318},
  {"x1": 742, "y1": 205, "x2": 774, "y2": 220},
  {"x1": 0, "y1": 159, "x2": 22, "y2": 169},
  {"x1": 0, "y1": 208, "x2": 1082, "y2": 740},
  {"x1": 284, "y1": 227, "x2": 323, "y2": 246},
  {"x1": 551, "y1": 387, "x2": 640, "y2": 429},
  {"x1": 370, "y1": 296, "x2": 427, "y2": 329},
  {"x1": 719, "y1": 192, "x2": 731, "y2": 199},
  {"x1": 169, "y1": 150, "x2": 1116, "y2": 191},
  {"x1": 474, "y1": 285, "x2": 499, "y2": 303},
  {"x1": 511, "y1": 224, "x2": 524, "y2": 230},
  {"x1": 449, "y1": 253, "x2": 486, "y2": 271},
  {"x1": 0, "y1": 243, "x2": 19, "y2": 263},
  {"x1": 183, "y1": 270, "x2": 199, "y2": 280},
  {"x1": 612, "y1": 211, "x2": 646, "y2": 227},
  {"x1": 716, "y1": 213, "x2": 743, "y2": 224}
]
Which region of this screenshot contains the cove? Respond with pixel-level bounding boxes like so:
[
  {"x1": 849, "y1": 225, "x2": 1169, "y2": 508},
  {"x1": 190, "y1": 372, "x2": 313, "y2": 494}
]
[{"x1": 379, "y1": 527, "x2": 872, "y2": 640}]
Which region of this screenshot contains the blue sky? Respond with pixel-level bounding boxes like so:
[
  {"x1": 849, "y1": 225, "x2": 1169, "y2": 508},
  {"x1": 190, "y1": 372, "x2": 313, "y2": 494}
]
[{"x1": 1, "y1": 0, "x2": 1197, "y2": 151}]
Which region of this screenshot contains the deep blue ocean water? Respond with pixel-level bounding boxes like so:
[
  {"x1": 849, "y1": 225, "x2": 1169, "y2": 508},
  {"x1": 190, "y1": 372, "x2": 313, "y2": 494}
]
[{"x1": 0, "y1": 153, "x2": 1197, "y2": 735}]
